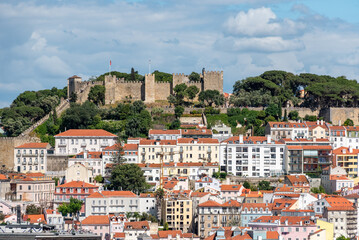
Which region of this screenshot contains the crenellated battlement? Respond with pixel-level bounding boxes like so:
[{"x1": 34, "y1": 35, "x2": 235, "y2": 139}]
[{"x1": 68, "y1": 68, "x2": 223, "y2": 104}]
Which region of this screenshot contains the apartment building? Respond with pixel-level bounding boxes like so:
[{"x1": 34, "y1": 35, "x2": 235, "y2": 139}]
[
  {"x1": 265, "y1": 122, "x2": 309, "y2": 140},
  {"x1": 139, "y1": 139, "x2": 178, "y2": 164},
  {"x1": 345, "y1": 126, "x2": 359, "y2": 149},
  {"x1": 102, "y1": 143, "x2": 139, "y2": 165},
  {"x1": 197, "y1": 199, "x2": 241, "y2": 238},
  {"x1": 55, "y1": 129, "x2": 117, "y2": 155},
  {"x1": 14, "y1": 143, "x2": 51, "y2": 173},
  {"x1": 248, "y1": 216, "x2": 317, "y2": 240},
  {"x1": 0, "y1": 174, "x2": 10, "y2": 200},
  {"x1": 54, "y1": 181, "x2": 98, "y2": 211},
  {"x1": 81, "y1": 215, "x2": 110, "y2": 240},
  {"x1": 149, "y1": 129, "x2": 181, "y2": 140},
  {"x1": 306, "y1": 120, "x2": 329, "y2": 139},
  {"x1": 220, "y1": 135, "x2": 285, "y2": 177},
  {"x1": 333, "y1": 147, "x2": 359, "y2": 177},
  {"x1": 8, "y1": 176, "x2": 55, "y2": 206},
  {"x1": 329, "y1": 126, "x2": 347, "y2": 149},
  {"x1": 68, "y1": 151, "x2": 103, "y2": 176},
  {"x1": 85, "y1": 191, "x2": 156, "y2": 217},
  {"x1": 65, "y1": 162, "x2": 94, "y2": 183},
  {"x1": 177, "y1": 138, "x2": 219, "y2": 163},
  {"x1": 240, "y1": 203, "x2": 273, "y2": 227},
  {"x1": 161, "y1": 193, "x2": 193, "y2": 233}
]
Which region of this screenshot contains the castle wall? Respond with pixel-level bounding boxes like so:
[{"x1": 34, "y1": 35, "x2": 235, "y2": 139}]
[
  {"x1": 154, "y1": 82, "x2": 171, "y2": 101},
  {"x1": 203, "y1": 71, "x2": 223, "y2": 94},
  {"x1": 76, "y1": 81, "x2": 104, "y2": 104},
  {"x1": 105, "y1": 75, "x2": 144, "y2": 104},
  {"x1": 327, "y1": 108, "x2": 359, "y2": 125},
  {"x1": 0, "y1": 136, "x2": 40, "y2": 171}
]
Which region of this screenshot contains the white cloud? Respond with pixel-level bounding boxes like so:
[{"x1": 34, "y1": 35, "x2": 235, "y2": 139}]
[
  {"x1": 30, "y1": 32, "x2": 47, "y2": 51},
  {"x1": 225, "y1": 7, "x2": 305, "y2": 37}
]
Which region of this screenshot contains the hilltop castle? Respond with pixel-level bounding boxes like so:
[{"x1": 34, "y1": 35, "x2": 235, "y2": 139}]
[{"x1": 67, "y1": 69, "x2": 223, "y2": 104}]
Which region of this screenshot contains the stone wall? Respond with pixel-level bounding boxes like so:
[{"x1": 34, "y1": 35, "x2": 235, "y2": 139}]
[
  {"x1": 0, "y1": 136, "x2": 40, "y2": 171},
  {"x1": 154, "y1": 82, "x2": 171, "y2": 101},
  {"x1": 47, "y1": 155, "x2": 69, "y2": 172},
  {"x1": 145, "y1": 74, "x2": 155, "y2": 103},
  {"x1": 104, "y1": 75, "x2": 143, "y2": 104},
  {"x1": 327, "y1": 108, "x2": 359, "y2": 125},
  {"x1": 76, "y1": 81, "x2": 104, "y2": 103}
]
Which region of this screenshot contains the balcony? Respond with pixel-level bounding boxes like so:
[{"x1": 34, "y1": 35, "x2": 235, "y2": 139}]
[
  {"x1": 16, "y1": 153, "x2": 21, "y2": 157},
  {"x1": 22, "y1": 161, "x2": 26, "y2": 165},
  {"x1": 23, "y1": 154, "x2": 37, "y2": 157},
  {"x1": 58, "y1": 143, "x2": 67, "y2": 147},
  {"x1": 34, "y1": 161, "x2": 39, "y2": 165},
  {"x1": 81, "y1": 143, "x2": 87, "y2": 147},
  {"x1": 101, "y1": 142, "x2": 109, "y2": 147},
  {"x1": 207, "y1": 149, "x2": 212, "y2": 153},
  {"x1": 40, "y1": 153, "x2": 44, "y2": 157}
]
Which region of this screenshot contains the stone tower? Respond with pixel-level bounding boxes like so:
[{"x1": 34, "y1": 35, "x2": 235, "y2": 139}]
[
  {"x1": 145, "y1": 74, "x2": 155, "y2": 103},
  {"x1": 67, "y1": 75, "x2": 82, "y2": 98},
  {"x1": 202, "y1": 69, "x2": 223, "y2": 94}
]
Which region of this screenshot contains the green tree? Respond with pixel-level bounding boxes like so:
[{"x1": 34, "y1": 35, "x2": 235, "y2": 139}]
[
  {"x1": 172, "y1": 83, "x2": 188, "y2": 106},
  {"x1": 198, "y1": 90, "x2": 224, "y2": 107},
  {"x1": 163, "y1": 222, "x2": 169, "y2": 230},
  {"x1": 243, "y1": 181, "x2": 250, "y2": 189},
  {"x1": 188, "y1": 72, "x2": 200, "y2": 82},
  {"x1": 109, "y1": 164, "x2": 150, "y2": 193},
  {"x1": 304, "y1": 115, "x2": 317, "y2": 121},
  {"x1": 61, "y1": 101, "x2": 100, "y2": 130},
  {"x1": 133, "y1": 212, "x2": 140, "y2": 221},
  {"x1": 130, "y1": 67, "x2": 136, "y2": 81},
  {"x1": 94, "y1": 175, "x2": 104, "y2": 183},
  {"x1": 258, "y1": 181, "x2": 272, "y2": 190},
  {"x1": 169, "y1": 119, "x2": 181, "y2": 129},
  {"x1": 283, "y1": 109, "x2": 288, "y2": 121},
  {"x1": 344, "y1": 118, "x2": 354, "y2": 126},
  {"x1": 336, "y1": 236, "x2": 350, "y2": 240},
  {"x1": 265, "y1": 104, "x2": 280, "y2": 119},
  {"x1": 26, "y1": 204, "x2": 41, "y2": 214},
  {"x1": 174, "y1": 106, "x2": 184, "y2": 118},
  {"x1": 88, "y1": 85, "x2": 106, "y2": 105},
  {"x1": 69, "y1": 92, "x2": 78, "y2": 103},
  {"x1": 126, "y1": 212, "x2": 133, "y2": 220},
  {"x1": 185, "y1": 85, "x2": 200, "y2": 103},
  {"x1": 288, "y1": 110, "x2": 299, "y2": 120},
  {"x1": 58, "y1": 197, "x2": 83, "y2": 222}
]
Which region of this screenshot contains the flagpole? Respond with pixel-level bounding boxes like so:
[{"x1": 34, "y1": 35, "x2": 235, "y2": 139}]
[{"x1": 109, "y1": 60, "x2": 111, "y2": 75}]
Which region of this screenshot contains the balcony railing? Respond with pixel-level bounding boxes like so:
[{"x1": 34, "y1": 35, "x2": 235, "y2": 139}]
[{"x1": 23, "y1": 154, "x2": 37, "y2": 157}]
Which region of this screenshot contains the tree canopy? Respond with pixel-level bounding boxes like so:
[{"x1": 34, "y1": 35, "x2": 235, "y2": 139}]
[
  {"x1": 58, "y1": 197, "x2": 83, "y2": 220},
  {"x1": 88, "y1": 85, "x2": 105, "y2": 106},
  {"x1": 232, "y1": 70, "x2": 359, "y2": 109},
  {"x1": 109, "y1": 164, "x2": 150, "y2": 194}
]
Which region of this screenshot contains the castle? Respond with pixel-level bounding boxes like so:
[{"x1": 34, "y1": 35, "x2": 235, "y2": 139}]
[{"x1": 67, "y1": 69, "x2": 223, "y2": 104}]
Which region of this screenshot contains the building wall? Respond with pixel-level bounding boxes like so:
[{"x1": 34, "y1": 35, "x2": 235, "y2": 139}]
[
  {"x1": 316, "y1": 219, "x2": 333, "y2": 240},
  {"x1": 0, "y1": 181, "x2": 10, "y2": 200},
  {"x1": 65, "y1": 163, "x2": 94, "y2": 183},
  {"x1": 14, "y1": 147, "x2": 48, "y2": 173},
  {"x1": 47, "y1": 155, "x2": 69, "y2": 172},
  {"x1": 154, "y1": 82, "x2": 171, "y2": 101},
  {"x1": 203, "y1": 71, "x2": 223, "y2": 94}
]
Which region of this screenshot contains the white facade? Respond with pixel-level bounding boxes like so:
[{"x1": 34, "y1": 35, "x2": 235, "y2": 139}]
[
  {"x1": 220, "y1": 135, "x2": 285, "y2": 177},
  {"x1": 85, "y1": 191, "x2": 156, "y2": 217},
  {"x1": 68, "y1": 151, "x2": 104, "y2": 176},
  {"x1": 65, "y1": 162, "x2": 94, "y2": 183},
  {"x1": 55, "y1": 129, "x2": 117, "y2": 155},
  {"x1": 195, "y1": 176, "x2": 220, "y2": 191},
  {"x1": 102, "y1": 143, "x2": 139, "y2": 165},
  {"x1": 14, "y1": 143, "x2": 50, "y2": 173},
  {"x1": 148, "y1": 129, "x2": 181, "y2": 140}
]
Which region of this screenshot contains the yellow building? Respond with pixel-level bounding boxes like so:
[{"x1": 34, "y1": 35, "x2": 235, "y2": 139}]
[
  {"x1": 315, "y1": 219, "x2": 333, "y2": 240},
  {"x1": 333, "y1": 147, "x2": 359, "y2": 178},
  {"x1": 161, "y1": 193, "x2": 193, "y2": 233}
]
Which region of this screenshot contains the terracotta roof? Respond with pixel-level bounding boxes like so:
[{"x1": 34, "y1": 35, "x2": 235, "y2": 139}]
[
  {"x1": 139, "y1": 193, "x2": 155, "y2": 198},
  {"x1": 113, "y1": 232, "x2": 125, "y2": 238},
  {"x1": 325, "y1": 196, "x2": 354, "y2": 210},
  {"x1": 0, "y1": 174, "x2": 7, "y2": 180},
  {"x1": 177, "y1": 138, "x2": 219, "y2": 144},
  {"x1": 23, "y1": 214, "x2": 46, "y2": 224},
  {"x1": 221, "y1": 136, "x2": 281, "y2": 144},
  {"x1": 330, "y1": 175, "x2": 351, "y2": 181},
  {"x1": 275, "y1": 184, "x2": 294, "y2": 192},
  {"x1": 15, "y1": 143, "x2": 49, "y2": 149},
  {"x1": 287, "y1": 145, "x2": 332, "y2": 150},
  {"x1": 104, "y1": 143, "x2": 138, "y2": 151},
  {"x1": 149, "y1": 129, "x2": 181, "y2": 135},
  {"x1": 267, "y1": 231, "x2": 280, "y2": 239},
  {"x1": 268, "y1": 122, "x2": 308, "y2": 128},
  {"x1": 181, "y1": 128, "x2": 212, "y2": 135},
  {"x1": 222, "y1": 200, "x2": 241, "y2": 207},
  {"x1": 57, "y1": 181, "x2": 98, "y2": 188},
  {"x1": 272, "y1": 198, "x2": 297, "y2": 210},
  {"x1": 45, "y1": 209, "x2": 60, "y2": 215},
  {"x1": 124, "y1": 221, "x2": 149, "y2": 230},
  {"x1": 26, "y1": 172, "x2": 45, "y2": 177},
  {"x1": 157, "y1": 230, "x2": 182, "y2": 238},
  {"x1": 286, "y1": 175, "x2": 309, "y2": 186},
  {"x1": 88, "y1": 190, "x2": 136, "y2": 198},
  {"x1": 329, "y1": 126, "x2": 346, "y2": 130},
  {"x1": 73, "y1": 151, "x2": 102, "y2": 159},
  {"x1": 333, "y1": 146, "x2": 359, "y2": 155},
  {"x1": 221, "y1": 184, "x2": 242, "y2": 191},
  {"x1": 199, "y1": 200, "x2": 222, "y2": 207},
  {"x1": 190, "y1": 192, "x2": 210, "y2": 198},
  {"x1": 69, "y1": 75, "x2": 81, "y2": 79},
  {"x1": 82, "y1": 215, "x2": 109, "y2": 225},
  {"x1": 55, "y1": 129, "x2": 117, "y2": 137}
]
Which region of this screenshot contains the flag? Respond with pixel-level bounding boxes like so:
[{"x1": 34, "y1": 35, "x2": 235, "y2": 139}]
[{"x1": 110, "y1": 60, "x2": 112, "y2": 66}]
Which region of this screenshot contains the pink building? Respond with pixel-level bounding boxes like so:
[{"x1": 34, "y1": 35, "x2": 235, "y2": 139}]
[
  {"x1": 220, "y1": 184, "x2": 244, "y2": 201},
  {"x1": 249, "y1": 216, "x2": 316, "y2": 240},
  {"x1": 81, "y1": 215, "x2": 110, "y2": 240}
]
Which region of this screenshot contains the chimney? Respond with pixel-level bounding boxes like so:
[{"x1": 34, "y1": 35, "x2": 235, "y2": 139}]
[
  {"x1": 349, "y1": 146, "x2": 353, "y2": 153},
  {"x1": 239, "y1": 135, "x2": 243, "y2": 144},
  {"x1": 267, "y1": 135, "x2": 271, "y2": 144},
  {"x1": 317, "y1": 120, "x2": 319, "y2": 125},
  {"x1": 339, "y1": 120, "x2": 342, "y2": 126},
  {"x1": 313, "y1": 137, "x2": 316, "y2": 142},
  {"x1": 84, "y1": 150, "x2": 88, "y2": 159},
  {"x1": 321, "y1": 120, "x2": 324, "y2": 125},
  {"x1": 343, "y1": 149, "x2": 347, "y2": 154}
]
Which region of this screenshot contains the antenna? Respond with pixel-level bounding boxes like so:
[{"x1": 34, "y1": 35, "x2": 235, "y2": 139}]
[{"x1": 148, "y1": 59, "x2": 151, "y2": 74}]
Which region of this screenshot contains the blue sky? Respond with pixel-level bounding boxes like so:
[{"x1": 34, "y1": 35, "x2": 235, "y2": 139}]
[{"x1": 1, "y1": 0, "x2": 359, "y2": 107}]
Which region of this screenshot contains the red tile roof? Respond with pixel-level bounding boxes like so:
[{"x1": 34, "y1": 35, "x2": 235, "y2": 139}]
[
  {"x1": 221, "y1": 184, "x2": 242, "y2": 191},
  {"x1": 139, "y1": 139, "x2": 177, "y2": 145},
  {"x1": 55, "y1": 129, "x2": 117, "y2": 137},
  {"x1": 182, "y1": 129, "x2": 212, "y2": 135},
  {"x1": 113, "y1": 232, "x2": 125, "y2": 238},
  {"x1": 124, "y1": 221, "x2": 149, "y2": 230},
  {"x1": 149, "y1": 129, "x2": 181, "y2": 135},
  {"x1": 222, "y1": 136, "x2": 281, "y2": 144},
  {"x1": 23, "y1": 214, "x2": 46, "y2": 224},
  {"x1": 267, "y1": 231, "x2": 280, "y2": 239},
  {"x1": 82, "y1": 215, "x2": 109, "y2": 225},
  {"x1": 333, "y1": 146, "x2": 359, "y2": 155},
  {"x1": 252, "y1": 216, "x2": 315, "y2": 225},
  {"x1": 57, "y1": 181, "x2": 98, "y2": 188},
  {"x1": 199, "y1": 200, "x2": 223, "y2": 207},
  {"x1": 0, "y1": 174, "x2": 7, "y2": 180},
  {"x1": 286, "y1": 175, "x2": 309, "y2": 186},
  {"x1": 15, "y1": 143, "x2": 49, "y2": 149},
  {"x1": 330, "y1": 175, "x2": 351, "y2": 181},
  {"x1": 177, "y1": 138, "x2": 219, "y2": 144},
  {"x1": 26, "y1": 172, "x2": 45, "y2": 177},
  {"x1": 73, "y1": 151, "x2": 102, "y2": 159},
  {"x1": 287, "y1": 145, "x2": 332, "y2": 150},
  {"x1": 87, "y1": 190, "x2": 136, "y2": 198}
]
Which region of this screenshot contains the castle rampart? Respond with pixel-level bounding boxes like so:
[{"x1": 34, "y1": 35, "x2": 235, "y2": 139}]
[{"x1": 68, "y1": 69, "x2": 223, "y2": 104}]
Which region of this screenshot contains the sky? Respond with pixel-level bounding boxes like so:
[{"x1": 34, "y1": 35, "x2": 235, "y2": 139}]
[{"x1": 1, "y1": 0, "x2": 359, "y2": 107}]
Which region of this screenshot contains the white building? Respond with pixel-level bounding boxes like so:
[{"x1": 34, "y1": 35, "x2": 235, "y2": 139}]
[
  {"x1": 103, "y1": 143, "x2": 139, "y2": 165},
  {"x1": 14, "y1": 143, "x2": 51, "y2": 173},
  {"x1": 65, "y1": 162, "x2": 94, "y2": 183},
  {"x1": 148, "y1": 129, "x2": 181, "y2": 140},
  {"x1": 44, "y1": 209, "x2": 64, "y2": 230},
  {"x1": 139, "y1": 139, "x2": 178, "y2": 164},
  {"x1": 85, "y1": 191, "x2": 156, "y2": 217},
  {"x1": 68, "y1": 151, "x2": 103, "y2": 176},
  {"x1": 195, "y1": 176, "x2": 220, "y2": 191},
  {"x1": 265, "y1": 122, "x2": 309, "y2": 141},
  {"x1": 220, "y1": 135, "x2": 285, "y2": 177},
  {"x1": 329, "y1": 126, "x2": 347, "y2": 149},
  {"x1": 54, "y1": 129, "x2": 117, "y2": 155}
]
